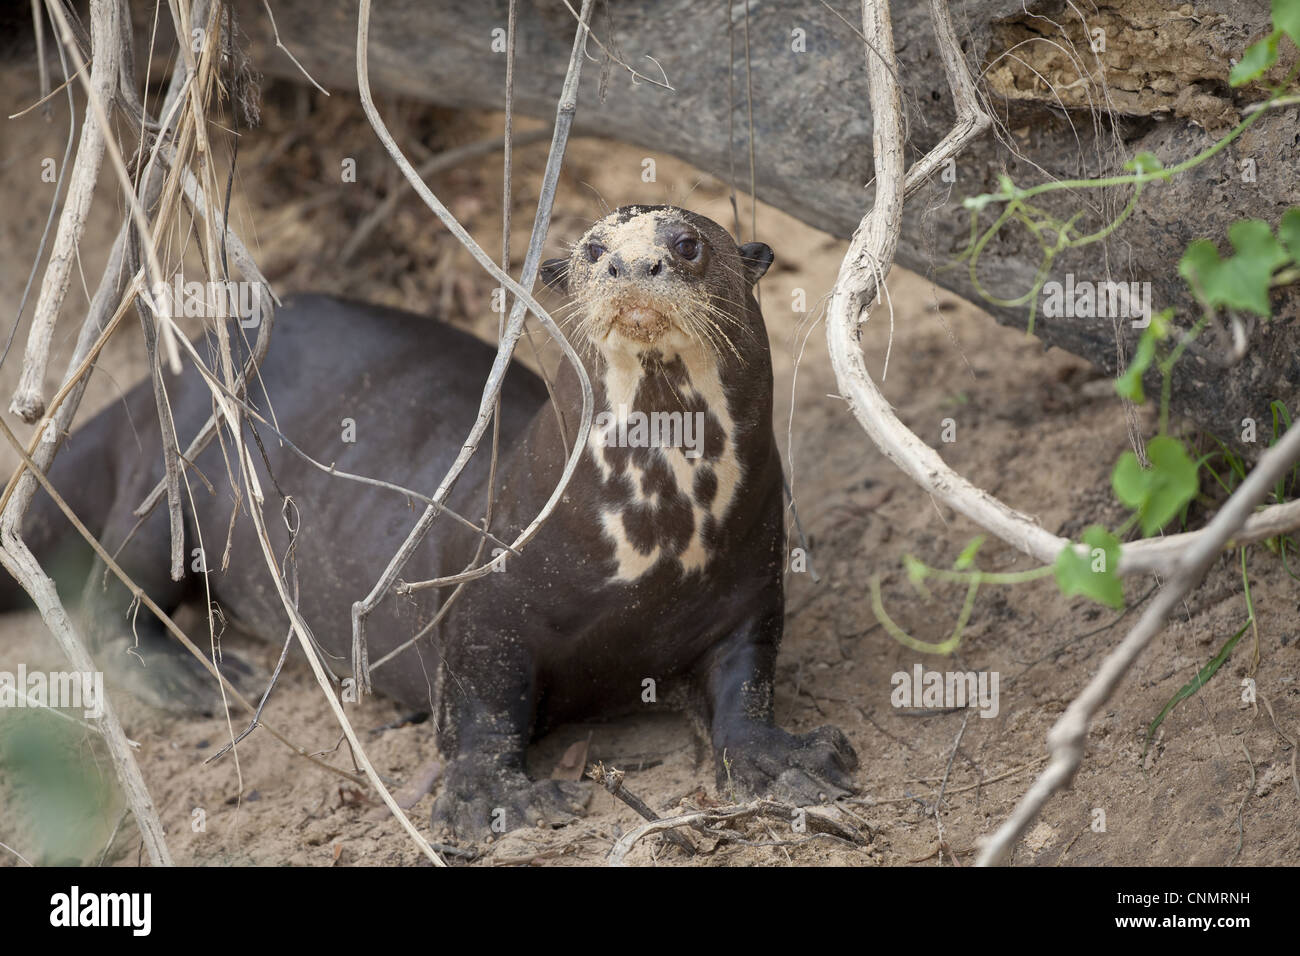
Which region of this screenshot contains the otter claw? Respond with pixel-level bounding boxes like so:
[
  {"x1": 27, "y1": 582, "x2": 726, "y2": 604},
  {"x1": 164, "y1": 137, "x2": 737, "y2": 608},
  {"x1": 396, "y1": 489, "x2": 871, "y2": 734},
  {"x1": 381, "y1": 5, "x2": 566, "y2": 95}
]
[
  {"x1": 432, "y1": 757, "x2": 591, "y2": 840},
  {"x1": 719, "y1": 724, "x2": 859, "y2": 805}
]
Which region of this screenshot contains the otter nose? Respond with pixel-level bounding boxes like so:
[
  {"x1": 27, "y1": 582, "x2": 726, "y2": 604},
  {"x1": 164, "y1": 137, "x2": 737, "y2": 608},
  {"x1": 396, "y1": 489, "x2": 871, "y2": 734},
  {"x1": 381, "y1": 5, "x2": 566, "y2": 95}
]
[{"x1": 605, "y1": 255, "x2": 664, "y2": 279}]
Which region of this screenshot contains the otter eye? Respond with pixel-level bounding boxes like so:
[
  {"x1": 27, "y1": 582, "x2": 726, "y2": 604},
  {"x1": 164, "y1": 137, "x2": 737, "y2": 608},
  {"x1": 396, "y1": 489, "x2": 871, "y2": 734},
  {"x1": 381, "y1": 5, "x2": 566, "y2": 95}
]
[
  {"x1": 674, "y1": 236, "x2": 700, "y2": 260},
  {"x1": 586, "y1": 242, "x2": 606, "y2": 262}
]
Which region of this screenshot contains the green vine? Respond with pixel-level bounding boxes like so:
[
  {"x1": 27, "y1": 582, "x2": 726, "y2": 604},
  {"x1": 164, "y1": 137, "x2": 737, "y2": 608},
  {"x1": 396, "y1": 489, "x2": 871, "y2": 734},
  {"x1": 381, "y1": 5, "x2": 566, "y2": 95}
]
[
  {"x1": 874, "y1": 2, "x2": 1300, "y2": 651},
  {"x1": 957, "y1": 15, "x2": 1300, "y2": 337},
  {"x1": 870, "y1": 537, "x2": 1052, "y2": 655}
]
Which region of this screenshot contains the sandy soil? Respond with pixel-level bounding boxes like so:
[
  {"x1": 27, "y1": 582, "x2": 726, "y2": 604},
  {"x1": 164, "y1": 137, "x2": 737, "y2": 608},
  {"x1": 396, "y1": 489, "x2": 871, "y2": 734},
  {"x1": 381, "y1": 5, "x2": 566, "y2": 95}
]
[{"x1": 0, "y1": 70, "x2": 1296, "y2": 868}]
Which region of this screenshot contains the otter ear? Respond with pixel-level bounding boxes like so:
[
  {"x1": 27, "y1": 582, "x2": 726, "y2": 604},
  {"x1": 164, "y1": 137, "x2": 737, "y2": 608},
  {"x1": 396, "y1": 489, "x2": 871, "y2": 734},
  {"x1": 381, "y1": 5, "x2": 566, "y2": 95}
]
[
  {"x1": 540, "y1": 257, "x2": 570, "y2": 291},
  {"x1": 738, "y1": 242, "x2": 774, "y2": 284}
]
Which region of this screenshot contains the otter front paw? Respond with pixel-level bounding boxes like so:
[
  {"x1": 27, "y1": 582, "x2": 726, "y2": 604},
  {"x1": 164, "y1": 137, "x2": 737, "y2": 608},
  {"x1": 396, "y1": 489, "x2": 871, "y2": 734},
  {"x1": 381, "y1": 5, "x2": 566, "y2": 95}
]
[
  {"x1": 98, "y1": 635, "x2": 258, "y2": 717},
  {"x1": 717, "y1": 725, "x2": 858, "y2": 805},
  {"x1": 431, "y1": 756, "x2": 591, "y2": 840}
]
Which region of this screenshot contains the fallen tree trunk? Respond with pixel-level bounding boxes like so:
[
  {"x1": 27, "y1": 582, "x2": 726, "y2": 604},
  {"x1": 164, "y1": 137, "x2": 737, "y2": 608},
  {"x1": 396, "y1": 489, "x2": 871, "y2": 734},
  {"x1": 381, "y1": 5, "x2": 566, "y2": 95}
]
[{"x1": 231, "y1": 0, "x2": 1300, "y2": 441}]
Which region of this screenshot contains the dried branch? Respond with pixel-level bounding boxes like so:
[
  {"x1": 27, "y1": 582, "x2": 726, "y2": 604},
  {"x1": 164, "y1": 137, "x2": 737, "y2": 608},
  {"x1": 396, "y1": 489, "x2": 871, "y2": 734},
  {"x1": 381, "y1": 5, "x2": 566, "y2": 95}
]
[
  {"x1": 559, "y1": 0, "x2": 673, "y2": 90},
  {"x1": 259, "y1": 0, "x2": 329, "y2": 95},
  {"x1": 349, "y1": 0, "x2": 596, "y2": 694},
  {"x1": 338, "y1": 127, "x2": 550, "y2": 265},
  {"x1": 126, "y1": 229, "x2": 187, "y2": 580},
  {"x1": 1116, "y1": 499, "x2": 1300, "y2": 575},
  {"x1": 0, "y1": 0, "x2": 179, "y2": 867},
  {"x1": 9, "y1": 0, "x2": 122, "y2": 423},
  {"x1": 976, "y1": 421, "x2": 1300, "y2": 865},
  {"x1": 589, "y1": 763, "x2": 696, "y2": 855},
  {"x1": 4, "y1": 2, "x2": 77, "y2": 371},
  {"x1": 607, "y1": 798, "x2": 865, "y2": 866},
  {"x1": 827, "y1": 1, "x2": 1070, "y2": 571},
  {"x1": 827, "y1": 0, "x2": 1300, "y2": 580},
  {"x1": 0, "y1": 4, "x2": 381, "y2": 860},
  {"x1": 48, "y1": 0, "x2": 183, "y2": 374},
  {"x1": 0, "y1": 425, "x2": 171, "y2": 866}
]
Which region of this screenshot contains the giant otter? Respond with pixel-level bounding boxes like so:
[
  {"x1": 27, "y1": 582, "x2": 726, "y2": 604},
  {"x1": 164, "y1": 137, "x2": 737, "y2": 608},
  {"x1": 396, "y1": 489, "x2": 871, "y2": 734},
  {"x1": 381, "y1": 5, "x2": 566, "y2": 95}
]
[{"x1": 2, "y1": 205, "x2": 857, "y2": 837}]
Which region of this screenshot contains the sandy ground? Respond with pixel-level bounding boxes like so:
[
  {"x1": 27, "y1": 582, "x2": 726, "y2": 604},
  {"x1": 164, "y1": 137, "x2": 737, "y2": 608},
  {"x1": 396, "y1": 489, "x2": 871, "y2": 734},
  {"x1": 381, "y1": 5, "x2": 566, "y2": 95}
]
[{"x1": 0, "y1": 69, "x2": 1297, "y2": 868}]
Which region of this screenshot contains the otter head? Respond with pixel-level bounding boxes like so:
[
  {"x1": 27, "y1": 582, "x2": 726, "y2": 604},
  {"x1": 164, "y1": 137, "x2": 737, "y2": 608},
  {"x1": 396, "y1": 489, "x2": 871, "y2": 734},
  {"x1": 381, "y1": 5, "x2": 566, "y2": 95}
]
[{"x1": 540, "y1": 205, "x2": 773, "y2": 362}]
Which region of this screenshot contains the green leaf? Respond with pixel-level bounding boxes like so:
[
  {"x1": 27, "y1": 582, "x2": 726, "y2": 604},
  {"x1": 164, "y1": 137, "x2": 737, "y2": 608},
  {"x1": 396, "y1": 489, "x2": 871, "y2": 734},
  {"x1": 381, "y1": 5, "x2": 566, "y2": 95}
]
[
  {"x1": 1115, "y1": 336, "x2": 1153, "y2": 402},
  {"x1": 1142, "y1": 621, "x2": 1249, "y2": 758},
  {"x1": 1, "y1": 716, "x2": 115, "y2": 863},
  {"x1": 1178, "y1": 220, "x2": 1289, "y2": 316},
  {"x1": 1274, "y1": 0, "x2": 1300, "y2": 45},
  {"x1": 954, "y1": 535, "x2": 985, "y2": 571},
  {"x1": 1054, "y1": 525, "x2": 1124, "y2": 610},
  {"x1": 1145, "y1": 436, "x2": 1200, "y2": 533},
  {"x1": 1123, "y1": 152, "x2": 1168, "y2": 180},
  {"x1": 1112, "y1": 314, "x2": 1164, "y2": 403},
  {"x1": 1113, "y1": 311, "x2": 1170, "y2": 402},
  {"x1": 1231, "y1": 218, "x2": 1291, "y2": 268},
  {"x1": 1278, "y1": 208, "x2": 1300, "y2": 262},
  {"x1": 1229, "y1": 31, "x2": 1280, "y2": 86},
  {"x1": 1112, "y1": 436, "x2": 1200, "y2": 537}
]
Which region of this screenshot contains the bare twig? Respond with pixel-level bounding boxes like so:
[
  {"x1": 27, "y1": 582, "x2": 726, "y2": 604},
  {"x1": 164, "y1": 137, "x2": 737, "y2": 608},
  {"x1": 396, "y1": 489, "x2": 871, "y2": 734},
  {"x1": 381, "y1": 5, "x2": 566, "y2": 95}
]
[
  {"x1": 9, "y1": 0, "x2": 121, "y2": 423},
  {"x1": 0, "y1": 840, "x2": 34, "y2": 867},
  {"x1": 49, "y1": 0, "x2": 183, "y2": 374},
  {"x1": 30, "y1": 0, "x2": 49, "y2": 109},
  {"x1": 589, "y1": 763, "x2": 696, "y2": 855},
  {"x1": 976, "y1": 421, "x2": 1300, "y2": 865},
  {"x1": 1116, "y1": 499, "x2": 1300, "y2": 575},
  {"x1": 5, "y1": 8, "x2": 77, "y2": 372},
  {"x1": 6, "y1": 58, "x2": 89, "y2": 121},
  {"x1": 259, "y1": 0, "x2": 329, "y2": 95},
  {"x1": 559, "y1": 0, "x2": 673, "y2": 90},
  {"x1": 0, "y1": 0, "x2": 175, "y2": 868},
  {"x1": 349, "y1": 0, "x2": 596, "y2": 694},
  {"x1": 607, "y1": 798, "x2": 865, "y2": 866},
  {"x1": 0, "y1": 459, "x2": 171, "y2": 866},
  {"x1": 828, "y1": 0, "x2": 1300, "y2": 580},
  {"x1": 338, "y1": 128, "x2": 550, "y2": 265},
  {"x1": 126, "y1": 230, "x2": 186, "y2": 580},
  {"x1": 0, "y1": 1, "x2": 371, "y2": 796}
]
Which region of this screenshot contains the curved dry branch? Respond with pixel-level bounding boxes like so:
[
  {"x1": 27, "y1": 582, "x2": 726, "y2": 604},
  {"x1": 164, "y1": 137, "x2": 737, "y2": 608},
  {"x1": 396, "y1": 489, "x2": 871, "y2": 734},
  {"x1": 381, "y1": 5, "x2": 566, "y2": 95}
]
[
  {"x1": 818, "y1": 1, "x2": 1300, "y2": 870},
  {"x1": 828, "y1": 0, "x2": 1300, "y2": 581},
  {"x1": 1117, "y1": 499, "x2": 1300, "y2": 575},
  {"x1": 348, "y1": 0, "x2": 597, "y2": 694},
  {"x1": 828, "y1": 0, "x2": 1069, "y2": 570}
]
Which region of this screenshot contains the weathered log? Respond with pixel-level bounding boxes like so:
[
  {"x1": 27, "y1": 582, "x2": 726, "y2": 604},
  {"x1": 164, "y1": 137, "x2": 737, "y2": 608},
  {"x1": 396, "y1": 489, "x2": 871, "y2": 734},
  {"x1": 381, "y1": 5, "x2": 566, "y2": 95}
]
[{"x1": 230, "y1": 0, "x2": 1299, "y2": 442}]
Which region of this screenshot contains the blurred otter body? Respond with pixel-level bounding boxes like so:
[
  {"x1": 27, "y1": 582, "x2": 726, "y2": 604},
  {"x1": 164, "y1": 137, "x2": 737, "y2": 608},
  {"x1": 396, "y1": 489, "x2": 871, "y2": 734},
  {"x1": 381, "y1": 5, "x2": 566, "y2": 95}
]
[{"x1": 6, "y1": 206, "x2": 857, "y2": 837}]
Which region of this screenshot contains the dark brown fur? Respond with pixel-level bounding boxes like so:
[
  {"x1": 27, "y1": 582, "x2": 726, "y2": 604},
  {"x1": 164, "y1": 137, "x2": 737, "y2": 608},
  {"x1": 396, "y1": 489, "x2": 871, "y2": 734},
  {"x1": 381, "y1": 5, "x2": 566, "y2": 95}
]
[{"x1": 4, "y1": 206, "x2": 857, "y2": 838}]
